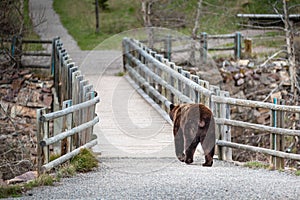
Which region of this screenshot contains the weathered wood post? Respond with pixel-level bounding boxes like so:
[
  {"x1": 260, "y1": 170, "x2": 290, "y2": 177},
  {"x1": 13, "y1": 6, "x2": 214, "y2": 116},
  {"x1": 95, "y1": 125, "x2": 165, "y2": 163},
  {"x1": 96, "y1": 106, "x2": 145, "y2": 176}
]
[
  {"x1": 200, "y1": 32, "x2": 208, "y2": 64},
  {"x1": 36, "y1": 108, "x2": 49, "y2": 175},
  {"x1": 244, "y1": 38, "x2": 252, "y2": 58},
  {"x1": 36, "y1": 109, "x2": 44, "y2": 175},
  {"x1": 191, "y1": 75, "x2": 200, "y2": 103},
  {"x1": 181, "y1": 70, "x2": 191, "y2": 100},
  {"x1": 270, "y1": 98, "x2": 285, "y2": 169},
  {"x1": 176, "y1": 66, "x2": 183, "y2": 103},
  {"x1": 220, "y1": 91, "x2": 232, "y2": 161},
  {"x1": 164, "y1": 35, "x2": 172, "y2": 61},
  {"x1": 155, "y1": 54, "x2": 163, "y2": 106},
  {"x1": 61, "y1": 100, "x2": 72, "y2": 155},
  {"x1": 234, "y1": 32, "x2": 242, "y2": 60},
  {"x1": 210, "y1": 86, "x2": 221, "y2": 158}
]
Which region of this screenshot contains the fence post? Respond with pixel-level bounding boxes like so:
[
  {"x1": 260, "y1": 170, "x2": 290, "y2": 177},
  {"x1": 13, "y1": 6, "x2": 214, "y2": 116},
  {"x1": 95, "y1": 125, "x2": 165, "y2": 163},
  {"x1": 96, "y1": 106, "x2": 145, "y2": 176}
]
[
  {"x1": 164, "y1": 35, "x2": 172, "y2": 61},
  {"x1": 191, "y1": 75, "x2": 200, "y2": 103},
  {"x1": 210, "y1": 86, "x2": 221, "y2": 158},
  {"x1": 234, "y1": 32, "x2": 242, "y2": 60},
  {"x1": 36, "y1": 109, "x2": 44, "y2": 175},
  {"x1": 176, "y1": 66, "x2": 183, "y2": 103},
  {"x1": 61, "y1": 100, "x2": 72, "y2": 156},
  {"x1": 270, "y1": 98, "x2": 285, "y2": 169},
  {"x1": 36, "y1": 108, "x2": 49, "y2": 175},
  {"x1": 181, "y1": 70, "x2": 191, "y2": 100},
  {"x1": 199, "y1": 80, "x2": 210, "y2": 107},
  {"x1": 200, "y1": 32, "x2": 207, "y2": 64},
  {"x1": 244, "y1": 38, "x2": 252, "y2": 58},
  {"x1": 220, "y1": 91, "x2": 232, "y2": 161}
]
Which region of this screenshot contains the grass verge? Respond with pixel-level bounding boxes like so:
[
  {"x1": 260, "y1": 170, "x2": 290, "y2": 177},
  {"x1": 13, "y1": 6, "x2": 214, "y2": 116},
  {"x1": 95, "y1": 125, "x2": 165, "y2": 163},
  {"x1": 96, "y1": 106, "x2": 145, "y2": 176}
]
[
  {"x1": 53, "y1": 0, "x2": 141, "y2": 50},
  {"x1": 0, "y1": 148, "x2": 98, "y2": 198},
  {"x1": 244, "y1": 161, "x2": 270, "y2": 169}
]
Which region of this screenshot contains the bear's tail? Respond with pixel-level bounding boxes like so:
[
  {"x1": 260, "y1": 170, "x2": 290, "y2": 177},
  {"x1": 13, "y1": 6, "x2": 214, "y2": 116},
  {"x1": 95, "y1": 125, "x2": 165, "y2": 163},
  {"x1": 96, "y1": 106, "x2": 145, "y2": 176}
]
[{"x1": 201, "y1": 116, "x2": 216, "y2": 155}]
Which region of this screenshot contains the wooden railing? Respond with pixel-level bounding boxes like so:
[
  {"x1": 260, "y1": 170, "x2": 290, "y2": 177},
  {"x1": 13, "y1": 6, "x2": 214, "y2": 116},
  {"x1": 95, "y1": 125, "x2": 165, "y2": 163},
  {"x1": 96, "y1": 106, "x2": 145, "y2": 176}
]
[
  {"x1": 36, "y1": 38, "x2": 99, "y2": 174},
  {"x1": 141, "y1": 32, "x2": 243, "y2": 61},
  {"x1": 122, "y1": 37, "x2": 300, "y2": 169},
  {"x1": 1, "y1": 36, "x2": 54, "y2": 68}
]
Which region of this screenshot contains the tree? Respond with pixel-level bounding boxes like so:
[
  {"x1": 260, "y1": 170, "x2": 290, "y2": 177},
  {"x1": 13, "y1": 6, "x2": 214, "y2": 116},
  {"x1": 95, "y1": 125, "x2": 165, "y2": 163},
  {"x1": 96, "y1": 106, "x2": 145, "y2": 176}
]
[
  {"x1": 282, "y1": 0, "x2": 296, "y2": 98},
  {"x1": 141, "y1": 0, "x2": 155, "y2": 48},
  {"x1": 95, "y1": 0, "x2": 100, "y2": 33},
  {"x1": 189, "y1": 0, "x2": 203, "y2": 66}
]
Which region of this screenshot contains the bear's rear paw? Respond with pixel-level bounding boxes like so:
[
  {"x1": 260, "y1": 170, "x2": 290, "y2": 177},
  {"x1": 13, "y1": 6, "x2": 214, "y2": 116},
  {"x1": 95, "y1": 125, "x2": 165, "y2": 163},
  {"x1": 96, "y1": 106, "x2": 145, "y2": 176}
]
[
  {"x1": 202, "y1": 160, "x2": 213, "y2": 167},
  {"x1": 185, "y1": 157, "x2": 193, "y2": 164},
  {"x1": 177, "y1": 154, "x2": 185, "y2": 162}
]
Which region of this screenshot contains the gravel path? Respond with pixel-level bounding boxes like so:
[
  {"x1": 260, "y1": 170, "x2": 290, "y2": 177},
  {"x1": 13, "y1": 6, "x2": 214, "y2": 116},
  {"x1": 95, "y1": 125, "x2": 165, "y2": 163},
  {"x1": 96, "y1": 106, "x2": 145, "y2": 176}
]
[
  {"x1": 9, "y1": 158, "x2": 300, "y2": 200},
  {"x1": 18, "y1": 1, "x2": 300, "y2": 199}
]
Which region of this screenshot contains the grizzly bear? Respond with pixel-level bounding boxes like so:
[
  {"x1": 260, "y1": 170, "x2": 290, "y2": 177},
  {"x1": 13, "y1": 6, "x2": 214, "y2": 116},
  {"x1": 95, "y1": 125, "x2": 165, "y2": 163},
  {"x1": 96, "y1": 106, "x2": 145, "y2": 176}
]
[{"x1": 169, "y1": 103, "x2": 215, "y2": 166}]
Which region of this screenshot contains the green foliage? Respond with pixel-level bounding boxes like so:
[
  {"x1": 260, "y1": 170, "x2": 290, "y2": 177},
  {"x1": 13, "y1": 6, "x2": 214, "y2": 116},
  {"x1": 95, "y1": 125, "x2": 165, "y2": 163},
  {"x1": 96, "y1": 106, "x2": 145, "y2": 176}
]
[
  {"x1": 0, "y1": 185, "x2": 23, "y2": 198},
  {"x1": 56, "y1": 164, "x2": 76, "y2": 179},
  {"x1": 244, "y1": 161, "x2": 269, "y2": 169},
  {"x1": 53, "y1": 0, "x2": 141, "y2": 50},
  {"x1": 99, "y1": 0, "x2": 109, "y2": 11},
  {"x1": 71, "y1": 148, "x2": 99, "y2": 172},
  {"x1": 0, "y1": 148, "x2": 99, "y2": 198},
  {"x1": 295, "y1": 170, "x2": 300, "y2": 176},
  {"x1": 49, "y1": 153, "x2": 61, "y2": 162},
  {"x1": 55, "y1": 0, "x2": 291, "y2": 50},
  {"x1": 0, "y1": 174, "x2": 56, "y2": 198},
  {"x1": 116, "y1": 71, "x2": 125, "y2": 77}
]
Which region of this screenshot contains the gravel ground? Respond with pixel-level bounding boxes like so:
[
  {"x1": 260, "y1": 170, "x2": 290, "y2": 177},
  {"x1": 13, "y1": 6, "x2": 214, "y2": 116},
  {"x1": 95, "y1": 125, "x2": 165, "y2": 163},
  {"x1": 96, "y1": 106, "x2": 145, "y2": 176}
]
[{"x1": 6, "y1": 157, "x2": 300, "y2": 200}]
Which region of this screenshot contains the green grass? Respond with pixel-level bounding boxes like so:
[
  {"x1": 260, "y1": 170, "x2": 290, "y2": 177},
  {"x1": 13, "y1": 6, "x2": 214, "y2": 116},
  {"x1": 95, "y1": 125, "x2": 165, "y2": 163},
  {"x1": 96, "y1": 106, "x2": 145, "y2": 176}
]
[
  {"x1": 70, "y1": 148, "x2": 99, "y2": 172},
  {"x1": 53, "y1": 0, "x2": 141, "y2": 50},
  {"x1": 52, "y1": 0, "x2": 300, "y2": 51},
  {"x1": 23, "y1": 0, "x2": 43, "y2": 51},
  {"x1": 244, "y1": 161, "x2": 270, "y2": 169},
  {"x1": 0, "y1": 174, "x2": 56, "y2": 198}
]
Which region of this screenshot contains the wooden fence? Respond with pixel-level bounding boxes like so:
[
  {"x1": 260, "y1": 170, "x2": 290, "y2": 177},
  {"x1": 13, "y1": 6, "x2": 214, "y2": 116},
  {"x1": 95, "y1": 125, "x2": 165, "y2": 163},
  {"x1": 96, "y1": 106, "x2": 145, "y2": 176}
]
[
  {"x1": 36, "y1": 38, "x2": 99, "y2": 174},
  {"x1": 141, "y1": 32, "x2": 243, "y2": 62},
  {"x1": 0, "y1": 36, "x2": 54, "y2": 68},
  {"x1": 122, "y1": 37, "x2": 300, "y2": 169}
]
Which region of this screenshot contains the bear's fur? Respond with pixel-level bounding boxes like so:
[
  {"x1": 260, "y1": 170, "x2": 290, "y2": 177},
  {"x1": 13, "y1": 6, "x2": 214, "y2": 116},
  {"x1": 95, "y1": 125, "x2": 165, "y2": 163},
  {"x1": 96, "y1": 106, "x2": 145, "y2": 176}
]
[{"x1": 169, "y1": 103, "x2": 215, "y2": 166}]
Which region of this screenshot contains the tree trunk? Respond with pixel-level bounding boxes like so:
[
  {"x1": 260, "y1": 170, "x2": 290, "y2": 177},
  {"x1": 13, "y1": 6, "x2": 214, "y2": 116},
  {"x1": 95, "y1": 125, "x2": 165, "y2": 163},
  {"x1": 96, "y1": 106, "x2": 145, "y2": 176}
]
[
  {"x1": 95, "y1": 0, "x2": 100, "y2": 33},
  {"x1": 283, "y1": 0, "x2": 296, "y2": 97},
  {"x1": 142, "y1": 1, "x2": 154, "y2": 48},
  {"x1": 189, "y1": 0, "x2": 203, "y2": 66}
]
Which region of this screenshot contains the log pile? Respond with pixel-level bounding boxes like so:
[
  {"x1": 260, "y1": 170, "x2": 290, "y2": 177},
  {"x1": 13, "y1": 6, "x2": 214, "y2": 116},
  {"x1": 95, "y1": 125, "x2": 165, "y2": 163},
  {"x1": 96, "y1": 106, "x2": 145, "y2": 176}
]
[{"x1": 0, "y1": 64, "x2": 53, "y2": 181}]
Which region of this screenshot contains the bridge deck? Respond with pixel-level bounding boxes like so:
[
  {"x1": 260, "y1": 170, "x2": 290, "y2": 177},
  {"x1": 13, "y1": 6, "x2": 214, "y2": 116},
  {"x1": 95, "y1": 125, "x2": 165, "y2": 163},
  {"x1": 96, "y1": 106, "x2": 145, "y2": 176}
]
[{"x1": 91, "y1": 75, "x2": 175, "y2": 158}]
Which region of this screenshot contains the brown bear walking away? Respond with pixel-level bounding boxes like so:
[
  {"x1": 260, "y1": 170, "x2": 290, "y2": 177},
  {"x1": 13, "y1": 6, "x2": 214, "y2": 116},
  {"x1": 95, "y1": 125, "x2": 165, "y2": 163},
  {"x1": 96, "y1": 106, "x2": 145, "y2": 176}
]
[{"x1": 169, "y1": 103, "x2": 216, "y2": 166}]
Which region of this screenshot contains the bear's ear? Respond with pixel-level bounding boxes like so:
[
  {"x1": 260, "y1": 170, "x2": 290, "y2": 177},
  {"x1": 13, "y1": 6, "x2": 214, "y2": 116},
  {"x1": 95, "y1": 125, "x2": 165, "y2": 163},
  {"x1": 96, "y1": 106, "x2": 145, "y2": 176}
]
[{"x1": 170, "y1": 104, "x2": 175, "y2": 111}]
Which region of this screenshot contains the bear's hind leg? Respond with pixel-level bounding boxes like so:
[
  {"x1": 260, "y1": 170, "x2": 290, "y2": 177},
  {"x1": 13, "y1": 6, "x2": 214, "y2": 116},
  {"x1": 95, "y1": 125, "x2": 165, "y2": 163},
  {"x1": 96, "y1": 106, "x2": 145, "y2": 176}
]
[
  {"x1": 203, "y1": 146, "x2": 214, "y2": 167},
  {"x1": 174, "y1": 129, "x2": 185, "y2": 162},
  {"x1": 184, "y1": 139, "x2": 199, "y2": 164}
]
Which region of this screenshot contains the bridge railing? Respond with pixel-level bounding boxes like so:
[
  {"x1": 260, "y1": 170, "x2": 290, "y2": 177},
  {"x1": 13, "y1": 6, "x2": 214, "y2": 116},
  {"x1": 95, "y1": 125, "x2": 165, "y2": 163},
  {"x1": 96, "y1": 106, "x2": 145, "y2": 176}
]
[
  {"x1": 36, "y1": 38, "x2": 99, "y2": 174},
  {"x1": 123, "y1": 37, "x2": 300, "y2": 169}
]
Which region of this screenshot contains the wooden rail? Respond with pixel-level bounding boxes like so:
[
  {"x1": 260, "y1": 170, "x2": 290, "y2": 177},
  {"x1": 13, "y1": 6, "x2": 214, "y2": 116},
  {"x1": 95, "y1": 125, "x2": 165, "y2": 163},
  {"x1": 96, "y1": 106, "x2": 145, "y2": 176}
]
[
  {"x1": 0, "y1": 37, "x2": 54, "y2": 68},
  {"x1": 141, "y1": 32, "x2": 243, "y2": 61},
  {"x1": 122, "y1": 38, "x2": 300, "y2": 169},
  {"x1": 36, "y1": 38, "x2": 99, "y2": 174}
]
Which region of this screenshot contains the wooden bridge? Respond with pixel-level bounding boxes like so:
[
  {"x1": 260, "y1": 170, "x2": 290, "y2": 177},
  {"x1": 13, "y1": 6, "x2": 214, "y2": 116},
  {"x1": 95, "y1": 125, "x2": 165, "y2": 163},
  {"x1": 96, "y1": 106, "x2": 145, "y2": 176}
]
[{"x1": 33, "y1": 36, "x2": 300, "y2": 174}]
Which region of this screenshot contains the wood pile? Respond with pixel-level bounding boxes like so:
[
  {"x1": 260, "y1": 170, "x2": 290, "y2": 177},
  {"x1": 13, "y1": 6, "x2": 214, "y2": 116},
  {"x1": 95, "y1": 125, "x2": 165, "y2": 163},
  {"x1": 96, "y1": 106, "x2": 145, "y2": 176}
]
[{"x1": 0, "y1": 64, "x2": 53, "y2": 181}]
